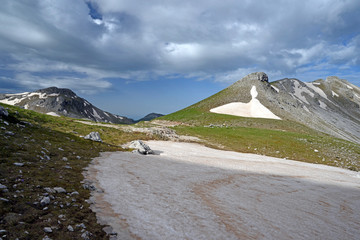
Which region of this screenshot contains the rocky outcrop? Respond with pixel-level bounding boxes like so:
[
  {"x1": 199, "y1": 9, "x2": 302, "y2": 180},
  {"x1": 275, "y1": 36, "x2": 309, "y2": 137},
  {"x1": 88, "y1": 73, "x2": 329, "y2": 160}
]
[
  {"x1": 128, "y1": 140, "x2": 154, "y2": 155},
  {"x1": 0, "y1": 105, "x2": 8, "y2": 117},
  {"x1": 84, "y1": 132, "x2": 102, "y2": 142}
]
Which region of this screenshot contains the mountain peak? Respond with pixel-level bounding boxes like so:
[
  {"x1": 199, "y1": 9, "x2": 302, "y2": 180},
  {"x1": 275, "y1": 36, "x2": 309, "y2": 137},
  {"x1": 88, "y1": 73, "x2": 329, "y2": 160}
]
[
  {"x1": 36, "y1": 87, "x2": 76, "y2": 97},
  {"x1": 241, "y1": 72, "x2": 269, "y2": 83}
]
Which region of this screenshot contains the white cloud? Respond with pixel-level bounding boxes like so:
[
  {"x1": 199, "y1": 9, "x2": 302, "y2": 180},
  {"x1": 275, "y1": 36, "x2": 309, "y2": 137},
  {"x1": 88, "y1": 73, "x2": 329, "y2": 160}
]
[{"x1": 0, "y1": 0, "x2": 359, "y2": 93}]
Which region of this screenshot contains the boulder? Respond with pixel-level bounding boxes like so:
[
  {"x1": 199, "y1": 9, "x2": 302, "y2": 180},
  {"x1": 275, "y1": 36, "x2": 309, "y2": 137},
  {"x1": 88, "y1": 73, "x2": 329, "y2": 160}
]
[
  {"x1": 0, "y1": 106, "x2": 8, "y2": 117},
  {"x1": 84, "y1": 132, "x2": 102, "y2": 142},
  {"x1": 129, "y1": 140, "x2": 154, "y2": 155}
]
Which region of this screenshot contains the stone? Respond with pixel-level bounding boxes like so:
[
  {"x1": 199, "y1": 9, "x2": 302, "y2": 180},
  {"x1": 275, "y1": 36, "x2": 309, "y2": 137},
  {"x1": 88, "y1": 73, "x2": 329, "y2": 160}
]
[
  {"x1": 128, "y1": 140, "x2": 154, "y2": 155},
  {"x1": 54, "y1": 187, "x2": 66, "y2": 193},
  {"x1": 84, "y1": 132, "x2": 102, "y2": 142},
  {"x1": 0, "y1": 106, "x2": 8, "y2": 117},
  {"x1": 0, "y1": 184, "x2": 7, "y2": 190},
  {"x1": 81, "y1": 231, "x2": 91, "y2": 240},
  {"x1": 13, "y1": 162, "x2": 24, "y2": 167},
  {"x1": 76, "y1": 223, "x2": 86, "y2": 229},
  {"x1": 5, "y1": 131, "x2": 15, "y2": 136},
  {"x1": 43, "y1": 227, "x2": 52, "y2": 233},
  {"x1": 44, "y1": 187, "x2": 56, "y2": 193},
  {"x1": 42, "y1": 236, "x2": 52, "y2": 240},
  {"x1": 40, "y1": 196, "x2": 51, "y2": 206},
  {"x1": 62, "y1": 157, "x2": 68, "y2": 161},
  {"x1": 67, "y1": 225, "x2": 74, "y2": 232}
]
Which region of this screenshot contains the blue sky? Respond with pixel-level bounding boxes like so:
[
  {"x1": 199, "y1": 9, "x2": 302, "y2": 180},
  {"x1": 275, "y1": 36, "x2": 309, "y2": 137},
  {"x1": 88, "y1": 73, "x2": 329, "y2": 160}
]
[{"x1": 0, "y1": 0, "x2": 359, "y2": 119}]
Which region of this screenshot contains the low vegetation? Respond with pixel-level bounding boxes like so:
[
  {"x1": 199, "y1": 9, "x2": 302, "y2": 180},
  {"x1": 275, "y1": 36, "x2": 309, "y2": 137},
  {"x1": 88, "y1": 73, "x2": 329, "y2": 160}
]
[
  {"x1": 161, "y1": 108, "x2": 360, "y2": 171},
  {"x1": 0, "y1": 104, "x2": 153, "y2": 239}
]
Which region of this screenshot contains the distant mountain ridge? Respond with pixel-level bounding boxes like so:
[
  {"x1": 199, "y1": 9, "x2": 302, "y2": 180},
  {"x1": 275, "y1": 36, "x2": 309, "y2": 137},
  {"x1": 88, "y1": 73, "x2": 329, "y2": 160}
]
[
  {"x1": 0, "y1": 87, "x2": 135, "y2": 124},
  {"x1": 136, "y1": 113, "x2": 164, "y2": 122},
  {"x1": 180, "y1": 72, "x2": 360, "y2": 144}
]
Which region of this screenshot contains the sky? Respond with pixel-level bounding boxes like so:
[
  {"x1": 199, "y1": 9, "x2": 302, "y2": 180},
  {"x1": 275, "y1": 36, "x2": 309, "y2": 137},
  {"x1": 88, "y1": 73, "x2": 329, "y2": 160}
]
[{"x1": 0, "y1": 0, "x2": 359, "y2": 119}]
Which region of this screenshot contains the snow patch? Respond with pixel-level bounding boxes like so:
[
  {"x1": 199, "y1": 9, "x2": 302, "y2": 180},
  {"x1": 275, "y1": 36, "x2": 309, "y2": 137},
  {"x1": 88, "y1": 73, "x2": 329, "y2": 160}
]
[
  {"x1": 305, "y1": 82, "x2": 328, "y2": 100},
  {"x1": 89, "y1": 141, "x2": 360, "y2": 240},
  {"x1": 92, "y1": 108, "x2": 101, "y2": 119},
  {"x1": 346, "y1": 84, "x2": 353, "y2": 89},
  {"x1": 292, "y1": 81, "x2": 315, "y2": 104},
  {"x1": 210, "y1": 86, "x2": 281, "y2": 120},
  {"x1": 312, "y1": 82, "x2": 321, "y2": 85},
  {"x1": 332, "y1": 91, "x2": 339, "y2": 97},
  {"x1": 46, "y1": 112, "x2": 60, "y2": 117},
  {"x1": 271, "y1": 85, "x2": 279, "y2": 93}
]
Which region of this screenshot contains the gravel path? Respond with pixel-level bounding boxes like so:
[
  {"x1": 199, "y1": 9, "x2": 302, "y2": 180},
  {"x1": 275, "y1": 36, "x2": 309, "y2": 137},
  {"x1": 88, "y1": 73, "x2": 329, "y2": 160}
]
[{"x1": 87, "y1": 141, "x2": 360, "y2": 240}]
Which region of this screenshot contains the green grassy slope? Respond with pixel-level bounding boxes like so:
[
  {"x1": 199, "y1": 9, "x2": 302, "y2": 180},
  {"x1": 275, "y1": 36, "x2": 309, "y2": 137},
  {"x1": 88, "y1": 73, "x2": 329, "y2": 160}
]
[
  {"x1": 160, "y1": 90, "x2": 360, "y2": 171},
  {"x1": 0, "y1": 104, "x2": 154, "y2": 239}
]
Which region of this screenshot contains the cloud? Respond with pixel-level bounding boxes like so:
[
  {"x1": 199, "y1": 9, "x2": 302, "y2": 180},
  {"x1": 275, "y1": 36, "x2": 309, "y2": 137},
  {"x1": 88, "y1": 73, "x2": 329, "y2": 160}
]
[{"x1": 0, "y1": 0, "x2": 359, "y2": 93}]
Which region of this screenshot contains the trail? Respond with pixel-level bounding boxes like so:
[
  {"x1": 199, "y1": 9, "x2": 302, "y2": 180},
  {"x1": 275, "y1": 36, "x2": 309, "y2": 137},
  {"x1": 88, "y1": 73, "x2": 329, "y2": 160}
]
[{"x1": 86, "y1": 141, "x2": 360, "y2": 240}]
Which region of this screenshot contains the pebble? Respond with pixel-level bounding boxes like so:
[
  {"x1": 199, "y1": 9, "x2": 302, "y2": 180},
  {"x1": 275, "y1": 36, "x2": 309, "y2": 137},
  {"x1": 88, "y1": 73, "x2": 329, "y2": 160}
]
[
  {"x1": 40, "y1": 196, "x2": 51, "y2": 206},
  {"x1": 67, "y1": 225, "x2": 74, "y2": 232},
  {"x1": 54, "y1": 187, "x2": 66, "y2": 193},
  {"x1": 43, "y1": 227, "x2": 52, "y2": 233}
]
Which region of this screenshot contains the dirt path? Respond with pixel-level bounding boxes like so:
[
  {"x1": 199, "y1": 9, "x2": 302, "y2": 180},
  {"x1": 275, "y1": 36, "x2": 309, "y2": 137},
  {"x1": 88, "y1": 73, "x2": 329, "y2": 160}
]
[{"x1": 86, "y1": 141, "x2": 360, "y2": 240}]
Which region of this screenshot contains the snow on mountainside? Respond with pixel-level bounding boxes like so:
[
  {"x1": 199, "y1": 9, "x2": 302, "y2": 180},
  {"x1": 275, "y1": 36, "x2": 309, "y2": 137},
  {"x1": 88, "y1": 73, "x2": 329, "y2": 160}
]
[
  {"x1": 190, "y1": 72, "x2": 360, "y2": 144},
  {"x1": 0, "y1": 87, "x2": 135, "y2": 124}
]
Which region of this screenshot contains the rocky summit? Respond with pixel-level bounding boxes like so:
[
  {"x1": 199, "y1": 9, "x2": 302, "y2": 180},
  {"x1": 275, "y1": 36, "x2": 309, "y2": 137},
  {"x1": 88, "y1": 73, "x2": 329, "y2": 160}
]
[
  {"x1": 0, "y1": 87, "x2": 134, "y2": 124},
  {"x1": 188, "y1": 72, "x2": 360, "y2": 144}
]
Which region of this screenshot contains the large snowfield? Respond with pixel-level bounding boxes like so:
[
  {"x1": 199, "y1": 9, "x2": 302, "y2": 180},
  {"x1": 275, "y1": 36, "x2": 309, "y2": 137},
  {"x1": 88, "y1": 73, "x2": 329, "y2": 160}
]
[{"x1": 87, "y1": 141, "x2": 360, "y2": 240}]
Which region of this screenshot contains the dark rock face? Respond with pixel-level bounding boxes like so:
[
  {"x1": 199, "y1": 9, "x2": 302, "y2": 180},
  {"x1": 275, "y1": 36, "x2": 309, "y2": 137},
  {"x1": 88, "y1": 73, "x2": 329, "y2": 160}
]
[{"x1": 0, "y1": 87, "x2": 135, "y2": 124}]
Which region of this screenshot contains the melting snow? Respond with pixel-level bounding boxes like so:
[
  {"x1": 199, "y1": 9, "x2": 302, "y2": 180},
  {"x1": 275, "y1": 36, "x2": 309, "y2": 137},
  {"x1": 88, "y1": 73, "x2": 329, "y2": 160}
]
[
  {"x1": 271, "y1": 85, "x2": 279, "y2": 93},
  {"x1": 305, "y1": 82, "x2": 328, "y2": 100},
  {"x1": 46, "y1": 112, "x2": 60, "y2": 117},
  {"x1": 293, "y1": 80, "x2": 314, "y2": 104},
  {"x1": 92, "y1": 108, "x2": 101, "y2": 119},
  {"x1": 210, "y1": 86, "x2": 281, "y2": 120},
  {"x1": 332, "y1": 91, "x2": 339, "y2": 97},
  {"x1": 88, "y1": 141, "x2": 360, "y2": 240}
]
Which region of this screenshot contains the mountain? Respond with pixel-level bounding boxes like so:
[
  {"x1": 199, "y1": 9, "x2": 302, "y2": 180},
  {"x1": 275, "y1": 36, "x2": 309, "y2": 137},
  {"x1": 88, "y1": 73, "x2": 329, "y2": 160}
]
[
  {"x1": 165, "y1": 72, "x2": 360, "y2": 144},
  {"x1": 0, "y1": 87, "x2": 135, "y2": 124},
  {"x1": 136, "y1": 113, "x2": 164, "y2": 122}
]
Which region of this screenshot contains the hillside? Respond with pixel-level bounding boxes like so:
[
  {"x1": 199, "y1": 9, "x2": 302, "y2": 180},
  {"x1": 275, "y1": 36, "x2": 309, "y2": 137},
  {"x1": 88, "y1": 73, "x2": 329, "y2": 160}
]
[
  {"x1": 0, "y1": 103, "x2": 156, "y2": 239},
  {"x1": 161, "y1": 72, "x2": 360, "y2": 170}
]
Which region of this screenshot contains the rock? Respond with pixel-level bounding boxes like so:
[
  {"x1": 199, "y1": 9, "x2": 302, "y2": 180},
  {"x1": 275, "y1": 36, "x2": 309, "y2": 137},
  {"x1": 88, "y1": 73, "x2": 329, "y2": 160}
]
[
  {"x1": 42, "y1": 236, "x2": 52, "y2": 240},
  {"x1": 0, "y1": 106, "x2": 8, "y2": 117},
  {"x1": 40, "y1": 196, "x2": 51, "y2": 206},
  {"x1": 67, "y1": 225, "x2": 74, "y2": 232},
  {"x1": 53, "y1": 187, "x2": 66, "y2": 193},
  {"x1": 13, "y1": 162, "x2": 24, "y2": 167},
  {"x1": 43, "y1": 227, "x2": 52, "y2": 233},
  {"x1": 71, "y1": 191, "x2": 79, "y2": 195},
  {"x1": 5, "y1": 131, "x2": 15, "y2": 136},
  {"x1": 62, "y1": 157, "x2": 68, "y2": 161},
  {"x1": 44, "y1": 187, "x2": 56, "y2": 193},
  {"x1": 76, "y1": 223, "x2": 86, "y2": 229},
  {"x1": 0, "y1": 184, "x2": 7, "y2": 190},
  {"x1": 84, "y1": 132, "x2": 102, "y2": 142},
  {"x1": 0, "y1": 197, "x2": 9, "y2": 202},
  {"x1": 81, "y1": 231, "x2": 91, "y2": 240},
  {"x1": 128, "y1": 140, "x2": 154, "y2": 155}
]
